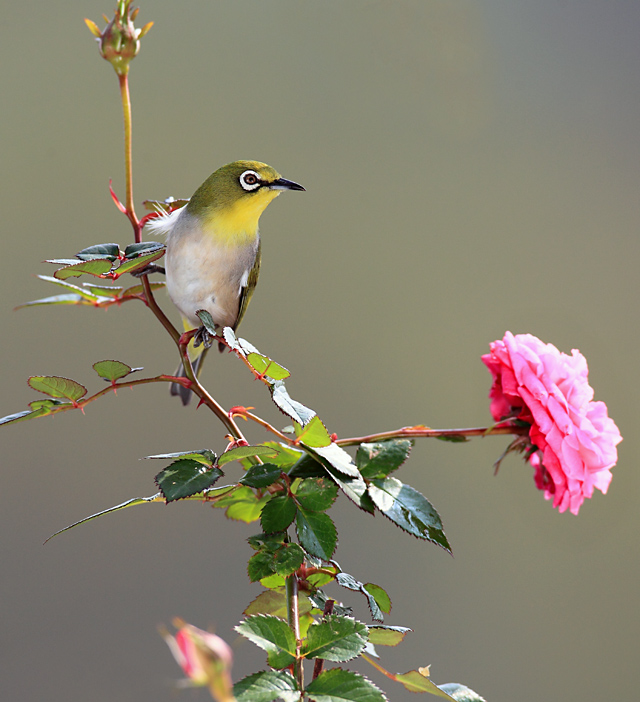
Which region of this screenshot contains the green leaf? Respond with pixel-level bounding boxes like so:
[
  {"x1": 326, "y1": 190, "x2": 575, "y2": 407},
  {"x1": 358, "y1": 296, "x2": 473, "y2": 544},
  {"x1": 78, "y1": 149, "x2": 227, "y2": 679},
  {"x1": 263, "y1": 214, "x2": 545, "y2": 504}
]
[
  {"x1": 120, "y1": 281, "x2": 165, "y2": 297},
  {"x1": 270, "y1": 380, "x2": 316, "y2": 426},
  {"x1": 36, "y1": 275, "x2": 107, "y2": 301},
  {"x1": 295, "y1": 477, "x2": 338, "y2": 511},
  {"x1": 113, "y1": 248, "x2": 165, "y2": 277},
  {"x1": 44, "y1": 493, "x2": 163, "y2": 543},
  {"x1": 83, "y1": 283, "x2": 124, "y2": 298},
  {"x1": 247, "y1": 532, "x2": 287, "y2": 551},
  {"x1": 295, "y1": 416, "x2": 332, "y2": 448},
  {"x1": 248, "y1": 550, "x2": 278, "y2": 582},
  {"x1": 28, "y1": 376, "x2": 87, "y2": 402},
  {"x1": 0, "y1": 408, "x2": 45, "y2": 426},
  {"x1": 334, "y1": 574, "x2": 384, "y2": 622},
  {"x1": 29, "y1": 398, "x2": 64, "y2": 411},
  {"x1": 197, "y1": 309, "x2": 218, "y2": 336},
  {"x1": 288, "y1": 453, "x2": 327, "y2": 479},
  {"x1": 154, "y1": 459, "x2": 223, "y2": 502},
  {"x1": 360, "y1": 655, "x2": 455, "y2": 699},
  {"x1": 302, "y1": 616, "x2": 368, "y2": 662},
  {"x1": 313, "y1": 443, "x2": 360, "y2": 478},
  {"x1": 247, "y1": 352, "x2": 291, "y2": 380},
  {"x1": 16, "y1": 293, "x2": 90, "y2": 308},
  {"x1": 305, "y1": 669, "x2": 386, "y2": 702},
  {"x1": 92, "y1": 360, "x2": 138, "y2": 382},
  {"x1": 273, "y1": 542, "x2": 305, "y2": 576},
  {"x1": 356, "y1": 440, "x2": 412, "y2": 479},
  {"x1": 211, "y1": 485, "x2": 269, "y2": 522},
  {"x1": 75, "y1": 243, "x2": 120, "y2": 261},
  {"x1": 261, "y1": 495, "x2": 297, "y2": 533},
  {"x1": 308, "y1": 590, "x2": 353, "y2": 617},
  {"x1": 436, "y1": 435, "x2": 469, "y2": 443},
  {"x1": 367, "y1": 625, "x2": 411, "y2": 647},
  {"x1": 123, "y1": 241, "x2": 164, "y2": 258},
  {"x1": 363, "y1": 584, "x2": 391, "y2": 615},
  {"x1": 235, "y1": 615, "x2": 297, "y2": 669},
  {"x1": 218, "y1": 444, "x2": 279, "y2": 466},
  {"x1": 296, "y1": 509, "x2": 337, "y2": 560},
  {"x1": 53, "y1": 259, "x2": 113, "y2": 279},
  {"x1": 324, "y1": 467, "x2": 374, "y2": 513},
  {"x1": 234, "y1": 670, "x2": 299, "y2": 702},
  {"x1": 144, "y1": 449, "x2": 216, "y2": 466},
  {"x1": 245, "y1": 587, "x2": 312, "y2": 619},
  {"x1": 143, "y1": 197, "x2": 189, "y2": 213},
  {"x1": 368, "y1": 477, "x2": 451, "y2": 553},
  {"x1": 240, "y1": 463, "x2": 282, "y2": 488},
  {"x1": 438, "y1": 684, "x2": 487, "y2": 701}
]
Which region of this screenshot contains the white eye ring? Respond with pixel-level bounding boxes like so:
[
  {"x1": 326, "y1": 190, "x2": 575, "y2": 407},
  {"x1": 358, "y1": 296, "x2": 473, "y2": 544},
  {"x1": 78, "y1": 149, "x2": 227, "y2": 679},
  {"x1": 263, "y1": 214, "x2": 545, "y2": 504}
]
[{"x1": 239, "y1": 170, "x2": 262, "y2": 191}]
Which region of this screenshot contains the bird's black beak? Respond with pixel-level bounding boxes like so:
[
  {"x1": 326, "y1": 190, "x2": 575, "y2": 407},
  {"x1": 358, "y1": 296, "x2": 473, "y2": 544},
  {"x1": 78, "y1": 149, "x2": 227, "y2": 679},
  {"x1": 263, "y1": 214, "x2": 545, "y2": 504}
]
[{"x1": 270, "y1": 177, "x2": 306, "y2": 192}]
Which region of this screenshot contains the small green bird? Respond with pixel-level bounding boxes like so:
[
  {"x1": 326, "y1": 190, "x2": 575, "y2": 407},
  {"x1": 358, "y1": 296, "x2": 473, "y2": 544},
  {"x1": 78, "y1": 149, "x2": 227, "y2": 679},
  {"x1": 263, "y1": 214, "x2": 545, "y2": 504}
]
[{"x1": 148, "y1": 160, "x2": 305, "y2": 404}]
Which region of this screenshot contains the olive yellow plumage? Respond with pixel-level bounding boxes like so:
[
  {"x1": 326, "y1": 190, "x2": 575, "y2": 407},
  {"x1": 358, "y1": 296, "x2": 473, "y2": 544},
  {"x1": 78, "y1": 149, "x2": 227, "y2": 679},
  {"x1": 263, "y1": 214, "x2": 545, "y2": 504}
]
[{"x1": 147, "y1": 160, "x2": 304, "y2": 404}]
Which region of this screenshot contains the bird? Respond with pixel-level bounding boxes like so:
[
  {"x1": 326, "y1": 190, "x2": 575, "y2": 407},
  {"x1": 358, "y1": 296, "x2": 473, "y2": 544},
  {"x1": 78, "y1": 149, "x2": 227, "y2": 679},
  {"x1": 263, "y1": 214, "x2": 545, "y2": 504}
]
[{"x1": 146, "y1": 160, "x2": 305, "y2": 404}]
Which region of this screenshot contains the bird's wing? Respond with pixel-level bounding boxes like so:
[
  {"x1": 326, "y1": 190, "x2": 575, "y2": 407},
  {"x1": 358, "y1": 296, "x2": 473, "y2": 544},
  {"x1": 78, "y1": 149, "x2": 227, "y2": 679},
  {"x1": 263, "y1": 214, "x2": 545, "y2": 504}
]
[{"x1": 234, "y1": 238, "x2": 262, "y2": 330}]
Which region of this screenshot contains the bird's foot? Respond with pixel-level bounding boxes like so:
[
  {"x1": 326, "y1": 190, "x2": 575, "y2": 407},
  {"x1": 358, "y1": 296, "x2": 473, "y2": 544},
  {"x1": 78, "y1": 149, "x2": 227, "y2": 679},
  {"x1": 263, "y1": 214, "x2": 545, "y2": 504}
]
[
  {"x1": 131, "y1": 263, "x2": 166, "y2": 277},
  {"x1": 193, "y1": 325, "x2": 215, "y2": 350}
]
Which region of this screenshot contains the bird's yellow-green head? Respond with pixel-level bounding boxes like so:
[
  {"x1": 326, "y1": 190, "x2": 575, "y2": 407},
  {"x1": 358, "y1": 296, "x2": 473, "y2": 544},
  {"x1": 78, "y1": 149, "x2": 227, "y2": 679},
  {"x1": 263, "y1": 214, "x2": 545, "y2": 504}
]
[{"x1": 186, "y1": 160, "x2": 305, "y2": 244}]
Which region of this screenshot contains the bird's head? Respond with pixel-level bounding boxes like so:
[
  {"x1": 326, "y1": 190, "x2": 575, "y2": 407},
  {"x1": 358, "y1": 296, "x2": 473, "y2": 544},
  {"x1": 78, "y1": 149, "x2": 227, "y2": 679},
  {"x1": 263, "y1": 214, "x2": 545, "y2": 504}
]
[{"x1": 187, "y1": 160, "x2": 305, "y2": 239}]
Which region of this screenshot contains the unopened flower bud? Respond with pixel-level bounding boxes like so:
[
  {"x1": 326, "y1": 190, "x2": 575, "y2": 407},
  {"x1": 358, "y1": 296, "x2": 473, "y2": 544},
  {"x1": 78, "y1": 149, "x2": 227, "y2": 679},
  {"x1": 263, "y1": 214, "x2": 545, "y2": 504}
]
[{"x1": 85, "y1": 1, "x2": 153, "y2": 76}]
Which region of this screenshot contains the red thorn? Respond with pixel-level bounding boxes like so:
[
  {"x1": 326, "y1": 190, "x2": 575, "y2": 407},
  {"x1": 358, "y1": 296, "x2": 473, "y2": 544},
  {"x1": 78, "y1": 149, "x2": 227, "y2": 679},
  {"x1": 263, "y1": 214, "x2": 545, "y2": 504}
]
[
  {"x1": 196, "y1": 397, "x2": 206, "y2": 409},
  {"x1": 330, "y1": 433, "x2": 338, "y2": 442},
  {"x1": 139, "y1": 211, "x2": 160, "y2": 228},
  {"x1": 108, "y1": 180, "x2": 127, "y2": 214}
]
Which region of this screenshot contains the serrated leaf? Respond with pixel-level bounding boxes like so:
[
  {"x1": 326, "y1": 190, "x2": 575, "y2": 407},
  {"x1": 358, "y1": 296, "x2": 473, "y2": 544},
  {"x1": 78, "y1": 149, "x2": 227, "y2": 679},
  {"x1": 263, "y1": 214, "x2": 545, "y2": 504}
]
[
  {"x1": 121, "y1": 281, "x2": 165, "y2": 297},
  {"x1": 211, "y1": 485, "x2": 269, "y2": 523},
  {"x1": 144, "y1": 449, "x2": 216, "y2": 466},
  {"x1": 113, "y1": 248, "x2": 165, "y2": 277},
  {"x1": 360, "y1": 655, "x2": 455, "y2": 699},
  {"x1": 295, "y1": 477, "x2": 338, "y2": 511},
  {"x1": 295, "y1": 416, "x2": 332, "y2": 448},
  {"x1": 28, "y1": 376, "x2": 87, "y2": 402},
  {"x1": 270, "y1": 380, "x2": 316, "y2": 426},
  {"x1": 29, "y1": 398, "x2": 64, "y2": 411},
  {"x1": 155, "y1": 459, "x2": 223, "y2": 502},
  {"x1": 308, "y1": 590, "x2": 353, "y2": 617},
  {"x1": 367, "y1": 625, "x2": 411, "y2": 647},
  {"x1": 218, "y1": 444, "x2": 279, "y2": 466},
  {"x1": 0, "y1": 409, "x2": 42, "y2": 425},
  {"x1": 306, "y1": 668, "x2": 386, "y2": 702},
  {"x1": 240, "y1": 463, "x2": 282, "y2": 488},
  {"x1": 83, "y1": 283, "x2": 124, "y2": 298},
  {"x1": 222, "y1": 326, "x2": 242, "y2": 351},
  {"x1": 334, "y1": 574, "x2": 384, "y2": 622},
  {"x1": 247, "y1": 532, "x2": 287, "y2": 551},
  {"x1": 123, "y1": 241, "x2": 164, "y2": 258},
  {"x1": 261, "y1": 573, "x2": 286, "y2": 589},
  {"x1": 302, "y1": 616, "x2": 368, "y2": 662},
  {"x1": 356, "y1": 440, "x2": 412, "y2": 479},
  {"x1": 247, "y1": 353, "x2": 291, "y2": 380},
  {"x1": 53, "y1": 259, "x2": 113, "y2": 279},
  {"x1": 363, "y1": 584, "x2": 391, "y2": 615},
  {"x1": 36, "y1": 275, "x2": 105, "y2": 301},
  {"x1": 248, "y1": 550, "x2": 278, "y2": 582},
  {"x1": 16, "y1": 293, "x2": 90, "y2": 308},
  {"x1": 323, "y1": 466, "x2": 374, "y2": 513},
  {"x1": 234, "y1": 670, "x2": 299, "y2": 702},
  {"x1": 296, "y1": 509, "x2": 337, "y2": 561},
  {"x1": 273, "y1": 543, "x2": 305, "y2": 576},
  {"x1": 44, "y1": 493, "x2": 163, "y2": 543},
  {"x1": 75, "y1": 243, "x2": 120, "y2": 261},
  {"x1": 197, "y1": 309, "x2": 218, "y2": 336},
  {"x1": 438, "y1": 684, "x2": 487, "y2": 701},
  {"x1": 288, "y1": 453, "x2": 327, "y2": 479},
  {"x1": 260, "y1": 495, "x2": 297, "y2": 533},
  {"x1": 92, "y1": 360, "x2": 136, "y2": 382},
  {"x1": 368, "y1": 477, "x2": 451, "y2": 553},
  {"x1": 245, "y1": 587, "x2": 312, "y2": 619},
  {"x1": 235, "y1": 615, "x2": 297, "y2": 669},
  {"x1": 313, "y1": 443, "x2": 360, "y2": 478}
]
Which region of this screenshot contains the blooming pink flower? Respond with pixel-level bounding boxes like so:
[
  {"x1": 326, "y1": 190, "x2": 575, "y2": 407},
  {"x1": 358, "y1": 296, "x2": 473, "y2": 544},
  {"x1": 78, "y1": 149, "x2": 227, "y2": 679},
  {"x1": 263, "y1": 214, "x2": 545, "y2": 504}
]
[{"x1": 482, "y1": 332, "x2": 622, "y2": 514}]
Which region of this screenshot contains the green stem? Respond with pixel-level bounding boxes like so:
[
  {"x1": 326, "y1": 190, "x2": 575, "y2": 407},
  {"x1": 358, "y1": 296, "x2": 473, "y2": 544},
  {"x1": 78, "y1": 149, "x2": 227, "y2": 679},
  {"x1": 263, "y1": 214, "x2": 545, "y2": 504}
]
[
  {"x1": 336, "y1": 423, "x2": 528, "y2": 447},
  {"x1": 118, "y1": 72, "x2": 139, "y2": 238},
  {"x1": 286, "y1": 573, "x2": 304, "y2": 692}
]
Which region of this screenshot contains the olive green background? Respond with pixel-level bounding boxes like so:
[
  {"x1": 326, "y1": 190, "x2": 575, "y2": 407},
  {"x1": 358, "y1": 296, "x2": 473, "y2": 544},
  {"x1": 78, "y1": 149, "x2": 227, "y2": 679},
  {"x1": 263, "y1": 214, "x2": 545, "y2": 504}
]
[{"x1": 1, "y1": 1, "x2": 638, "y2": 700}]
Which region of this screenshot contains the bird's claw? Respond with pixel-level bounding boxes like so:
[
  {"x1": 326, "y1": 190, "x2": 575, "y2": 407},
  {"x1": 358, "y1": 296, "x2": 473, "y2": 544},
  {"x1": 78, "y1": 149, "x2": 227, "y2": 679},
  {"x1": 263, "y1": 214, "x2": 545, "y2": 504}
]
[
  {"x1": 131, "y1": 263, "x2": 166, "y2": 278},
  {"x1": 193, "y1": 325, "x2": 214, "y2": 350}
]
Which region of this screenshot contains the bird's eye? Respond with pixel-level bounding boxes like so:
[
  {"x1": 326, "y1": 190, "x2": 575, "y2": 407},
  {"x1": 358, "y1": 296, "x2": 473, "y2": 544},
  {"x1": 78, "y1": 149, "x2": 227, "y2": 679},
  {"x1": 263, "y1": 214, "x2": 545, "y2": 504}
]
[{"x1": 239, "y1": 170, "x2": 261, "y2": 191}]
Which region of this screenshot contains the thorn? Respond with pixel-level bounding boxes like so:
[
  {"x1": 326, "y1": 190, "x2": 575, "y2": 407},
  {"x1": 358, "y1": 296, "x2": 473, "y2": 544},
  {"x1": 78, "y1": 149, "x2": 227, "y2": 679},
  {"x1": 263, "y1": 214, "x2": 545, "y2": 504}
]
[{"x1": 108, "y1": 180, "x2": 127, "y2": 214}]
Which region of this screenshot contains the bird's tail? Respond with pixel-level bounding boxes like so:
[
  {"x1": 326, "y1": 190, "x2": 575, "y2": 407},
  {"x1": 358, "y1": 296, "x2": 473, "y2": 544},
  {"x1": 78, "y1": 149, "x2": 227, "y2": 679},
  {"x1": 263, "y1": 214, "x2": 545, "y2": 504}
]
[
  {"x1": 171, "y1": 319, "x2": 209, "y2": 405},
  {"x1": 171, "y1": 350, "x2": 208, "y2": 405}
]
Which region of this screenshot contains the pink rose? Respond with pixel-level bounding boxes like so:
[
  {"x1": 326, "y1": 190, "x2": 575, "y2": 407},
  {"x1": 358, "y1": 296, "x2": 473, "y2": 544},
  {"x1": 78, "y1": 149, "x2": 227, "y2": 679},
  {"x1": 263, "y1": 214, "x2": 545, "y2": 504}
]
[{"x1": 482, "y1": 332, "x2": 622, "y2": 514}]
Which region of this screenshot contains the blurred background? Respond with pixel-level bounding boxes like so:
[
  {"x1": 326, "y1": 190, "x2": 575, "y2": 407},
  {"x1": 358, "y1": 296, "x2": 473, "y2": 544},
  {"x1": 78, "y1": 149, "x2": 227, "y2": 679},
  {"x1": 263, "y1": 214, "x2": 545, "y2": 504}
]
[{"x1": 1, "y1": 1, "x2": 638, "y2": 700}]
